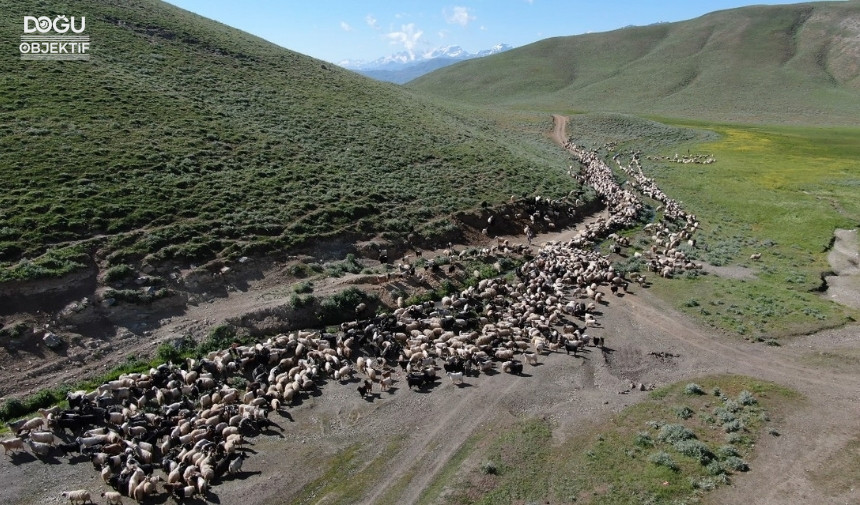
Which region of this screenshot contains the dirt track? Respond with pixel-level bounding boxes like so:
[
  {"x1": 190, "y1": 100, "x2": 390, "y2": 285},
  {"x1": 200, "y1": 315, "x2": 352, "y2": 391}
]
[{"x1": 1, "y1": 116, "x2": 859, "y2": 505}]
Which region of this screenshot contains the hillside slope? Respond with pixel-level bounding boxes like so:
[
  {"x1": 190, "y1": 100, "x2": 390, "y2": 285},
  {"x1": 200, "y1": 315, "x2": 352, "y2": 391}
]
[
  {"x1": 0, "y1": 0, "x2": 575, "y2": 282},
  {"x1": 409, "y1": 1, "x2": 860, "y2": 124}
]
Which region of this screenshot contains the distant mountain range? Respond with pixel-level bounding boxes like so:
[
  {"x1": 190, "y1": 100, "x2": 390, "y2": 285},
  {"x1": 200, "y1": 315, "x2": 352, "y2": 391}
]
[{"x1": 339, "y1": 44, "x2": 512, "y2": 84}]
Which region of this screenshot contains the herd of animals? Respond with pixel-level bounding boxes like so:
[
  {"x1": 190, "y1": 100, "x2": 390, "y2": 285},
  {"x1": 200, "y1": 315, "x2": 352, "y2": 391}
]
[{"x1": 1, "y1": 139, "x2": 704, "y2": 503}]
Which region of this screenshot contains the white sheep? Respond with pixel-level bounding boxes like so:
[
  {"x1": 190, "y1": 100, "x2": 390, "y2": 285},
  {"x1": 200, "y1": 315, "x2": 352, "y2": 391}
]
[
  {"x1": 101, "y1": 490, "x2": 122, "y2": 505},
  {"x1": 0, "y1": 437, "x2": 25, "y2": 455},
  {"x1": 446, "y1": 371, "x2": 464, "y2": 384},
  {"x1": 60, "y1": 489, "x2": 92, "y2": 504}
]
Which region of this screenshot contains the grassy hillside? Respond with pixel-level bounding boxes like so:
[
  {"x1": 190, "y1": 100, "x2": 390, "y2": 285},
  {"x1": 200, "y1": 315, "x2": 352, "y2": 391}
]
[
  {"x1": 0, "y1": 0, "x2": 577, "y2": 282},
  {"x1": 409, "y1": 1, "x2": 860, "y2": 125}
]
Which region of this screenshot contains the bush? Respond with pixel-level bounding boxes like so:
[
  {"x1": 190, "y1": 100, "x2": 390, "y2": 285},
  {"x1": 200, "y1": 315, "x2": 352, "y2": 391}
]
[
  {"x1": 480, "y1": 460, "x2": 498, "y2": 475},
  {"x1": 658, "y1": 423, "x2": 697, "y2": 444},
  {"x1": 197, "y1": 325, "x2": 246, "y2": 355},
  {"x1": 711, "y1": 387, "x2": 722, "y2": 397},
  {"x1": 713, "y1": 407, "x2": 736, "y2": 424},
  {"x1": 0, "y1": 398, "x2": 26, "y2": 422},
  {"x1": 104, "y1": 263, "x2": 134, "y2": 283},
  {"x1": 634, "y1": 431, "x2": 654, "y2": 448},
  {"x1": 706, "y1": 460, "x2": 726, "y2": 476},
  {"x1": 674, "y1": 405, "x2": 694, "y2": 419},
  {"x1": 648, "y1": 451, "x2": 678, "y2": 471},
  {"x1": 723, "y1": 419, "x2": 744, "y2": 433},
  {"x1": 317, "y1": 287, "x2": 375, "y2": 325},
  {"x1": 290, "y1": 293, "x2": 315, "y2": 308},
  {"x1": 684, "y1": 383, "x2": 705, "y2": 395},
  {"x1": 738, "y1": 390, "x2": 758, "y2": 406},
  {"x1": 673, "y1": 439, "x2": 714, "y2": 465},
  {"x1": 723, "y1": 456, "x2": 749, "y2": 472},
  {"x1": 293, "y1": 281, "x2": 313, "y2": 294},
  {"x1": 157, "y1": 342, "x2": 182, "y2": 363},
  {"x1": 716, "y1": 445, "x2": 740, "y2": 459},
  {"x1": 723, "y1": 399, "x2": 741, "y2": 413}
]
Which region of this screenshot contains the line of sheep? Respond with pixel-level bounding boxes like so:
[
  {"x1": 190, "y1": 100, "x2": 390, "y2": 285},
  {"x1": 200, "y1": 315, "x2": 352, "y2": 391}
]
[{"x1": 2, "y1": 139, "x2": 700, "y2": 504}]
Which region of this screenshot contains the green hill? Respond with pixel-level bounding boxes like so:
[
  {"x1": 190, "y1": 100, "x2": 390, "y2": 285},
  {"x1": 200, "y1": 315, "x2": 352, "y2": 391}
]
[
  {"x1": 409, "y1": 1, "x2": 860, "y2": 125},
  {"x1": 0, "y1": 0, "x2": 575, "y2": 281}
]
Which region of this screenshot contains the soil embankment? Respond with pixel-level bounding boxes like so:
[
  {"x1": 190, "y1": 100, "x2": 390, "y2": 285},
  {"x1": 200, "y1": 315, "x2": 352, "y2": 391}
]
[{"x1": 825, "y1": 228, "x2": 860, "y2": 308}]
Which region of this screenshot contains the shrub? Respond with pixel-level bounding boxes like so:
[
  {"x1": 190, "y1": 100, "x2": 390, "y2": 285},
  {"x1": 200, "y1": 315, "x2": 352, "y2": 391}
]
[
  {"x1": 288, "y1": 263, "x2": 312, "y2": 278},
  {"x1": 716, "y1": 445, "x2": 740, "y2": 459},
  {"x1": 104, "y1": 263, "x2": 134, "y2": 283},
  {"x1": 228, "y1": 376, "x2": 247, "y2": 389},
  {"x1": 480, "y1": 460, "x2": 498, "y2": 475},
  {"x1": 648, "y1": 451, "x2": 678, "y2": 471},
  {"x1": 674, "y1": 405, "x2": 694, "y2": 419},
  {"x1": 713, "y1": 407, "x2": 736, "y2": 424},
  {"x1": 0, "y1": 398, "x2": 26, "y2": 422},
  {"x1": 711, "y1": 387, "x2": 722, "y2": 397},
  {"x1": 723, "y1": 399, "x2": 741, "y2": 413},
  {"x1": 290, "y1": 293, "x2": 315, "y2": 308},
  {"x1": 706, "y1": 460, "x2": 726, "y2": 476},
  {"x1": 293, "y1": 281, "x2": 313, "y2": 294},
  {"x1": 738, "y1": 390, "x2": 758, "y2": 406},
  {"x1": 723, "y1": 456, "x2": 749, "y2": 472},
  {"x1": 317, "y1": 287, "x2": 375, "y2": 325},
  {"x1": 673, "y1": 439, "x2": 714, "y2": 465},
  {"x1": 634, "y1": 432, "x2": 654, "y2": 448},
  {"x1": 157, "y1": 342, "x2": 182, "y2": 363},
  {"x1": 684, "y1": 383, "x2": 705, "y2": 395},
  {"x1": 658, "y1": 423, "x2": 697, "y2": 444},
  {"x1": 197, "y1": 325, "x2": 246, "y2": 355},
  {"x1": 723, "y1": 419, "x2": 744, "y2": 433}
]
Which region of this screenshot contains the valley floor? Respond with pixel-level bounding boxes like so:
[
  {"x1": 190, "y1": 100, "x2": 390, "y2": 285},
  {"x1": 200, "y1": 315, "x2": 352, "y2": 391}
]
[{"x1": 1, "y1": 115, "x2": 858, "y2": 505}]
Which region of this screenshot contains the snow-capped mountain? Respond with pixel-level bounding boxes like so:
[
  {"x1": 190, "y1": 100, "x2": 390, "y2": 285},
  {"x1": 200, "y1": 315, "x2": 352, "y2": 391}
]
[{"x1": 339, "y1": 44, "x2": 512, "y2": 84}]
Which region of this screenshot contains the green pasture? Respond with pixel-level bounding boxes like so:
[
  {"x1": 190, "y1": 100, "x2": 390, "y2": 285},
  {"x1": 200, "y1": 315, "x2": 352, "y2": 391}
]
[{"x1": 644, "y1": 120, "x2": 860, "y2": 338}]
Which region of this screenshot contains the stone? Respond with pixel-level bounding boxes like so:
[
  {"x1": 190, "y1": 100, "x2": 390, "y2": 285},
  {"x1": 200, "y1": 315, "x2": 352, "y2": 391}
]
[{"x1": 43, "y1": 331, "x2": 63, "y2": 349}]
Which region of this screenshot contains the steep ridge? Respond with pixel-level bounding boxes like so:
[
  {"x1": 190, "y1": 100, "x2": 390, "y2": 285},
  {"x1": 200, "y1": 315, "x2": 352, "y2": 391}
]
[{"x1": 409, "y1": 1, "x2": 860, "y2": 125}]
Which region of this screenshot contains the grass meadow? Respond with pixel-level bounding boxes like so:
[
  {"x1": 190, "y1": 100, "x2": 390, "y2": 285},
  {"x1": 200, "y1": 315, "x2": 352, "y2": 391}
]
[
  {"x1": 563, "y1": 113, "x2": 860, "y2": 338},
  {"x1": 644, "y1": 120, "x2": 860, "y2": 338}
]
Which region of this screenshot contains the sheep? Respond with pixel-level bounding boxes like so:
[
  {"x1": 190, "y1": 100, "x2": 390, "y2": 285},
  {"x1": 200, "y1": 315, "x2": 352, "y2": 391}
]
[
  {"x1": 17, "y1": 416, "x2": 45, "y2": 433},
  {"x1": 0, "y1": 437, "x2": 25, "y2": 455},
  {"x1": 29, "y1": 431, "x2": 56, "y2": 445},
  {"x1": 26, "y1": 439, "x2": 53, "y2": 458},
  {"x1": 60, "y1": 490, "x2": 92, "y2": 504},
  {"x1": 501, "y1": 360, "x2": 523, "y2": 375},
  {"x1": 101, "y1": 490, "x2": 123, "y2": 505},
  {"x1": 446, "y1": 371, "x2": 464, "y2": 385},
  {"x1": 228, "y1": 453, "x2": 247, "y2": 475},
  {"x1": 523, "y1": 352, "x2": 538, "y2": 366},
  {"x1": 750, "y1": 252, "x2": 762, "y2": 260}
]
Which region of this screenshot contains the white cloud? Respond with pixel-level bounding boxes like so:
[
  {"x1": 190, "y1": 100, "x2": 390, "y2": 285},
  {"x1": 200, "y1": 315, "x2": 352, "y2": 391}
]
[
  {"x1": 386, "y1": 23, "x2": 423, "y2": 59},
  {"x1": 444, "y1": 6, "x2": 476, "y2": 27},
  {"x1": 480, "y1": 25, "x2": 487, "y2": 31},
  {"x1": 525, "y1": 0, "x2": 534, "y2": 4},
  {"x1": 340, "y1": 21, "x2": 352, "y2": 32},
  {"x1": 365, "y1": 14, "x2": 379, "y2": 30},
  {"x1": 438, "y1": 30, "x2": 448, "y2": 39}
]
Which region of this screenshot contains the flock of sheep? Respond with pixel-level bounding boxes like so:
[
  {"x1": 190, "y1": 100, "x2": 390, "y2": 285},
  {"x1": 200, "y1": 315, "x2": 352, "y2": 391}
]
[{"x1": 2, "y1": 139, "x2": 700, "y2": 504}]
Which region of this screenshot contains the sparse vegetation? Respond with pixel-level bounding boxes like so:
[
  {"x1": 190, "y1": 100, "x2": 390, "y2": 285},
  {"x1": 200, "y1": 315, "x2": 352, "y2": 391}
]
[{"x1": 423, "y1": 375, "x2": 796, "y2": 504}]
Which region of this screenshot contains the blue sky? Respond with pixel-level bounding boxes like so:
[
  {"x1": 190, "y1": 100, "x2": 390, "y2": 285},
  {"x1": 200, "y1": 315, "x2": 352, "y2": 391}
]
[{"x1": 164, "y1": 1, "x2": 838, "y2": 64}]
